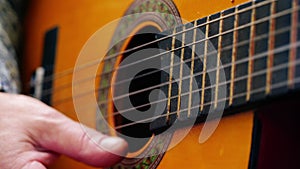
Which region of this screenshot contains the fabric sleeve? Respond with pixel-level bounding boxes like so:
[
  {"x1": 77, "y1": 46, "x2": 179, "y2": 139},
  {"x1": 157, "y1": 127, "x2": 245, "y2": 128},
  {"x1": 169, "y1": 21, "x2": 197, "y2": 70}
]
[{"x1": 0, "y1": 0, "x2": 23, "y2": 93}]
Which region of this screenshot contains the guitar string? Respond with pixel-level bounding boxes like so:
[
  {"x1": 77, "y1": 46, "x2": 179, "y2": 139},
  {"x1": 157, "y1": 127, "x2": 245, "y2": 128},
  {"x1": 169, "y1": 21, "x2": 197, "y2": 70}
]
[
  {"x1": 98, "y1": 34, "x2": 296, "y2": 105},
  {"x1": 113, "y1": 75, "x2": 300, "y2": 130},
  {"x1": 52, "y1": 25, "x2": 295, "y2": 105},
  {"x1": 92, "y1": 57, "x2": 300, "y2": 119},
  {"x1": 95, "y1": 6, "x2": 291, "y2": 80},
  {"x1": 30, "y1": 0, "x2": 275, "y2": 87},
  {"x1": 43, "y1": 20, "x2": 276, "y2": 98},
  {"x1": 65, "y1": 44, "x2": 300, "y2": 123},
  {"x1": 37, "y1": 5, "x2": 296, "y2": 102},
  {"x1": 42, "y1": 7, "x2": 290, "y2": 97},
  {"x1": 37, "y1": 0, "x2": 283, "y2": 94},
  {"x1": 91, "y1": 20, "x2": 291, "y2": 93},
  {"x1": 42, "y1": 7, "x2": 294, "y2": 100},
  {"x1": 101, "y1": 0, "x2": 274, "y2": 63},
  {"x1": 53, "y1": 29, "x2": 297, "y2": 106},
  {"x1": 109, "y1": 60, "x2": 300, "y2": 119}
]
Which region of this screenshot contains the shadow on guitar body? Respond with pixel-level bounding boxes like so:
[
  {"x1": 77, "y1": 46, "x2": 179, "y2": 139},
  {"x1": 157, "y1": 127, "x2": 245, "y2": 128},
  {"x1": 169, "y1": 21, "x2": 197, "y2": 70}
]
[{"x1": 252, "y1": 94, "x2": 300, "y2": 169}]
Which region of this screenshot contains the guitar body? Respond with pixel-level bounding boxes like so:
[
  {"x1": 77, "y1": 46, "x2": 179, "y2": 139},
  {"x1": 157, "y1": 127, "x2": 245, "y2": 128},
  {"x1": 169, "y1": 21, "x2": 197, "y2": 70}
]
[{"x1": 22, "y1": 0, "x2": 300, "y2": 168}]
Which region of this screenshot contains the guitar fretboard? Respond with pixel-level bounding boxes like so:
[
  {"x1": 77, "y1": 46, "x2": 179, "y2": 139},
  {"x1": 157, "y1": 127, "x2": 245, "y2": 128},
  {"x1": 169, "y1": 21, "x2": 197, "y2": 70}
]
[{"x1": 151, "y1": 0, "x2": 300, "y2": 131}]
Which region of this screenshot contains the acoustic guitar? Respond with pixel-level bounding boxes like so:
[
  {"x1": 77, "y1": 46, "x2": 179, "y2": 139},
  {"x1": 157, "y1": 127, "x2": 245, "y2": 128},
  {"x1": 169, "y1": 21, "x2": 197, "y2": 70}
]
[{"x1": 22, "y1": 0, "x2": 300, "y2": 168}]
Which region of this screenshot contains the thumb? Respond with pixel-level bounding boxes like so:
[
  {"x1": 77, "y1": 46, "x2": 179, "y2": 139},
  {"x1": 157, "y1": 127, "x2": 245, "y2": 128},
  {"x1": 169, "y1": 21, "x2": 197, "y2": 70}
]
[{"x1": 32, "y1": 110, "x2": 128, "y2": 167}]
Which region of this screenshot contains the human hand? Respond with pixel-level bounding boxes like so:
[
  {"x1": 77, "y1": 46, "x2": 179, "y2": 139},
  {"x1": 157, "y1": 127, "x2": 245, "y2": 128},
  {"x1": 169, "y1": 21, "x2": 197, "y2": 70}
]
[{"x1": 0, "y1": 93, "x2": 128, "y2": 169}]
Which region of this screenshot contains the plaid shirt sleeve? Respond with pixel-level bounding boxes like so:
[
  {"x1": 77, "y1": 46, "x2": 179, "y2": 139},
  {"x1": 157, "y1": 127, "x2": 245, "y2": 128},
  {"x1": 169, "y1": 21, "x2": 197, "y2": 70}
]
[{"x1": 0, "y1": 0, "x2": 22, "y2": 93}]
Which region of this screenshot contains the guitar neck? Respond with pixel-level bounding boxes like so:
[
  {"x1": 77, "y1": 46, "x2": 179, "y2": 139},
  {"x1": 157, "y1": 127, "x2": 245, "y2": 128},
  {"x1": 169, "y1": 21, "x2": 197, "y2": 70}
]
[{"x1": 151, "y1": 0, "x2": 300, "y2": 131}]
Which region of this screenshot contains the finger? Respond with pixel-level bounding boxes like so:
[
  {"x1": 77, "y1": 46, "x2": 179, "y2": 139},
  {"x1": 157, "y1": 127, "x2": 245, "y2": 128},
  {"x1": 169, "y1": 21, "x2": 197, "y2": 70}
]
[
  {"x1": 30, "y1": 151, "x2": 60, "y2": 166},
  {"x1": 14, "y1": 151, "x2": 59, "y2": 169},
  {"x1": 21, "y1": 161, "x2": 46, "y2": 169},
  {"x1": 33, "y1": 111, "x2": 128, "y2": 167}
]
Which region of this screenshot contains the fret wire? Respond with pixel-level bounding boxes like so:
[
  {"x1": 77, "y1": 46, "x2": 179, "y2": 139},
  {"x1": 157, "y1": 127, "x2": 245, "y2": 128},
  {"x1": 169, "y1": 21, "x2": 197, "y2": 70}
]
[
  {"x1": 99, "y1": 21, "x2": 292, "y2": 96},
  {"x1": 113, "y1": 74, "x2": 300, "y2": 130},
  {"x1": 91, "y1": 46, "x2": 300, "y2": 128},
  {"x1": 166, "y1": 28, "x2": 177, "y2": 122},
  {"x1": 177, "y1": 25, "x2": 186, "y2": 118},
  {"x1": 200, "y1": 19, "x2": 209, "y2": 111},
  {"x1": 229, "y1": 7, "x2": 239, "y2": 106},
  {"x1": 188, "y1": 20, "x2": 198, "y2": 118},
  {"x1": 42, "y1": 6, "x2": 297, "y2": 99},
  {"x1": 215, "y1": 14, "x2": 223, "y2": 108},
  {"x1": 53, "y1": 25, "x2": 293, "y2": 106},
  {"x1": 101, "y1": 0, "x2": 274, "y2": 62},
  {"x1": 109, "y1": 58, "x2": 300, "y2": 119},
  {"x1": 37, "y1": 0, "x2": 275, "y2": 86},
  {"x1": 98, "y1": 37, "x2": 297, "y2": 106},
  {"x1": 97, "y1": 7, "x2": 294, "y2": 88},
  {"x1": 53, "y1": 24, "x2": 293, "y2": 106},
  {"x1": 105, "y1": 6, "x2": 295, "y2": 76},
  {"x1": 266, "y1": 0, "x2": 276, "y2": 94},
  {"x1": 113, "y1": 67, "x2": 300, "y2": 130},
  {"x1": 247, "y1": 2, "x2": 257, "y2": 101},
  {"x1": 50, "y1": 8, "x2": 298, "y2": 104},
  {"x1": 100, "y1": 0, "x2": 273, "y2": 61},
  {"x1": 288, "y1": 0, "x2": 298, "y2": 88},
  {"x1": 77, "y1": 41, "x2": 300, "y2": 122},
  {"x1": 100, "y1": 5, "x2": 290, "y2": 79}
]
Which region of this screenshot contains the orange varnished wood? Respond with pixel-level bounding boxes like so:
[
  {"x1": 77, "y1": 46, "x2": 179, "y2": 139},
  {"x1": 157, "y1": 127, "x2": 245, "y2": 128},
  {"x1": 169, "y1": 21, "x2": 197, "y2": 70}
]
[
  {"x1": 159, "y1": 111, "x2": 254, "y2": 169},
  {"x1": 22, "y1": 0, "x2": 252, "y2": 169},
  {"x1": 174, "y1": 0, "x2": 249, "y2": 22}
]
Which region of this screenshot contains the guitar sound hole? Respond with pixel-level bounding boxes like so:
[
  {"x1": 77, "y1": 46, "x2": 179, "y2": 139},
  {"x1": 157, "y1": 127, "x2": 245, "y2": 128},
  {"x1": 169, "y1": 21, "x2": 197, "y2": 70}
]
[{"x1": 113, "y1": 26, "x2": 161, "y2": 153}]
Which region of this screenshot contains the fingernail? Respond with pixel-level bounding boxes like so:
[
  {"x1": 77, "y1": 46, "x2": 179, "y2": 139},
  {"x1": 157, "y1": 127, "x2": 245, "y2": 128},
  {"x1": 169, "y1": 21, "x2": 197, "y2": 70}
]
[{"x1": 100, "y1": 137, "x2": 128, "y2": 155}]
